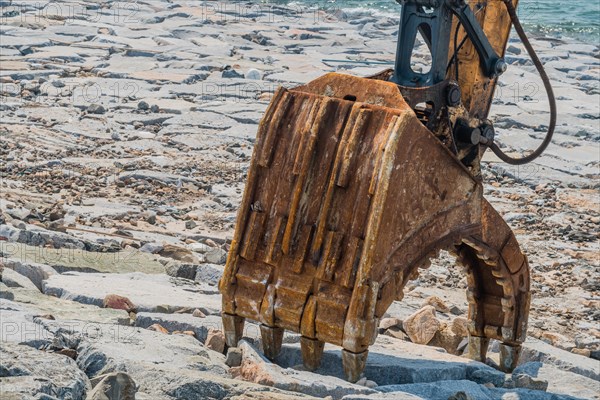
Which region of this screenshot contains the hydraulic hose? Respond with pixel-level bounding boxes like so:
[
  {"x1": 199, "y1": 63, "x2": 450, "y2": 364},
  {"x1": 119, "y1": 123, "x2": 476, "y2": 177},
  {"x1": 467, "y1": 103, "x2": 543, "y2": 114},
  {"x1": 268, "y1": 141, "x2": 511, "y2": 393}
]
[{"x1": 489, "y1": 0, "x2": 557, "y2": 165}]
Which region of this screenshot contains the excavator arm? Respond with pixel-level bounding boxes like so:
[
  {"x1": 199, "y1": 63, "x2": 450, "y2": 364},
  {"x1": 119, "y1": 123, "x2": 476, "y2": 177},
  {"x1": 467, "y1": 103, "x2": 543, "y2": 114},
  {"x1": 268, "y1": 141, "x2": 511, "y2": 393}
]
[{"x1": 219, "y1": 0, "x2": 553, "y2": 382}]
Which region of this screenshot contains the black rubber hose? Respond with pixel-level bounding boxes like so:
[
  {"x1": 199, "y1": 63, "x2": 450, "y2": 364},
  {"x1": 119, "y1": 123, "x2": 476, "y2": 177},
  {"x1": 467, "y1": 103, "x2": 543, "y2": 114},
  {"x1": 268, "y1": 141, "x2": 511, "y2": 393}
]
[{"x1": 489, "y1": 0, "x2": 557, "y2": 165}]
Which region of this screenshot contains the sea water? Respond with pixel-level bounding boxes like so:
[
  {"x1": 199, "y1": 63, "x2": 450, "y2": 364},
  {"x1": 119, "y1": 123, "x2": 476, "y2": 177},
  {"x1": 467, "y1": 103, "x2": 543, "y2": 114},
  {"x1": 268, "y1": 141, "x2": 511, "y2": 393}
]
[{"x1": 271, "y1": 0, "x2": 600, "y2": 44}]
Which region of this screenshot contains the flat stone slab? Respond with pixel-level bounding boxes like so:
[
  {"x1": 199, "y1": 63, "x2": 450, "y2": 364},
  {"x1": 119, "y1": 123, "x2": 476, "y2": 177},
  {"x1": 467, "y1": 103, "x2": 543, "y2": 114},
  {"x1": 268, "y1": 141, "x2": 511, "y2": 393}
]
[
  {"x1": 236, "y1": 340, "x2": 377, "y2": 400},
  {"x1": 1, "y1": 242, "x2": 165, "y2": 275},
  {"x1": 377, "y1": 380, "x2": 584, "y2": 400},
  {"x1": 42, "y1": 271, "x2": 222, "y2": 313},
  {"x1": 0, "y1": 298, "x2": 53, "y2": 347},
  {"x1": 4, "y1": 285, "x2": 125, "y2": 325}
]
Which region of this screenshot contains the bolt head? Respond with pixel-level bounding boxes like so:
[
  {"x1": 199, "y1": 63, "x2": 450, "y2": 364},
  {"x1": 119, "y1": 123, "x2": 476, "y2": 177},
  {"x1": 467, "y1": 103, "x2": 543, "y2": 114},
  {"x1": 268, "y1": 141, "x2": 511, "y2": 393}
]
[
  {"x1": 495, "y1": 59, "x2": 508, "y2": 75},
  {"x1": 446, "y1": 83, "x2": 462, "y2": 107}
]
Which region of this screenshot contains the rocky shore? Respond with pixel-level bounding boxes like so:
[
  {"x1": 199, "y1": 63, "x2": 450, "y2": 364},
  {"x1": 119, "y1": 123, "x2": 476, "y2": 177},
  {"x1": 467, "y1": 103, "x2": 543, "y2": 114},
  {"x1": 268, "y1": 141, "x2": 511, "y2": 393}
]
[{"x1": 1, "y1": 1, "x2": 598, "y2": 399}]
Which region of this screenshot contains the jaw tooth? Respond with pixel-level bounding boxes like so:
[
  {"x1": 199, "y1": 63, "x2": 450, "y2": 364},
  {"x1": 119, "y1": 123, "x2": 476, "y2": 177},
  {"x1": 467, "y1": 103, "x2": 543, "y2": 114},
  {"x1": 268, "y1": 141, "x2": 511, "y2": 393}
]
[
  {"x1": 222, "y1": 313, "x2": 245, "y2": 348},
  {"x1": 260, "y1": 324, "x2": 284, "y2": 360},
  {"x1": 342, "y1": 349, "x2": 368, "y2": 383},
  {"x1": 466, "y1": 335, "x2": 490, "y2": 363},
  {"x1": 499, "y1": 343, "x2": 521, "y2": 373},
  {"x1": 301, "y1": 337, "x2": 325, "y2": 371}
]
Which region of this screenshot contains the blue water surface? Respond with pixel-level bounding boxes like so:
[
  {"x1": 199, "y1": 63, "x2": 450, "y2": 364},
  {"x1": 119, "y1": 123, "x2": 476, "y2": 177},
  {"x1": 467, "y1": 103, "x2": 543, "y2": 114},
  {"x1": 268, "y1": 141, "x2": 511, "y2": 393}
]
[{"x1": 270, "y1": 0, "x2": 600, "y2": 44}]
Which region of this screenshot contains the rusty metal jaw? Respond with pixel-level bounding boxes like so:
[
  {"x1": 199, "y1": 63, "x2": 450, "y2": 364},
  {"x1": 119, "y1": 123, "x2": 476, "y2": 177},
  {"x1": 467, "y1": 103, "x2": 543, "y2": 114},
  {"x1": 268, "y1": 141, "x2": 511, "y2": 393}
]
[{"x1": 218, "y1": 73, "x2": 530, "y2": 382}]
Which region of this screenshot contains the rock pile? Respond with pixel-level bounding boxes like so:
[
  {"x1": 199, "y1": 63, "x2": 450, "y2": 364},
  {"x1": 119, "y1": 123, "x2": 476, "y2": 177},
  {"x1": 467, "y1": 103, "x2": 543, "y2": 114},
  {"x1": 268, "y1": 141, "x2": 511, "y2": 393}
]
[{"x1": 1, "y1": 0, "x2": 598, "y2": 399}]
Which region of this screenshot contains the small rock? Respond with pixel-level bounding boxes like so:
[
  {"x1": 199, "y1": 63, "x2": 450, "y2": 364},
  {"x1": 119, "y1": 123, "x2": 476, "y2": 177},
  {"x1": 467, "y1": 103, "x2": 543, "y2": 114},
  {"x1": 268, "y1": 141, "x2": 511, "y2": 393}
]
[
  {"x1": 174, "y1": 307, "x2": 194, "y2": 314},
  {"x1": 103, "y1": 294, "x2": 136, "y2": 313},
  {"x1": 205, "y1": 248, "x2": 227, "y2": 264},
  {"x1": 137, "y1": 100, "x2": 149, "y2": 110},
  {"x1": 88, "y1": 372, "x2": 136, "y2": 400},
  {"x1": 430, "y1": 323, "x2": 463, "y2": 355},
  {"x1": 423, "y1": 296, "x2": 451, "y2": 314},
  {"x1": 185, "y1": 220, "x2": 197, "y2": 229},
  {"x1": 57, "y1": 348, "x2": 78, "y2": 360},
  {"x1": 150, "y1": 104, "x2": 159, "y2": 113},
  {"x1": 148, "y1": 323, "x2": 169, "y2": 334},
  {"x1": 165, "y1": 262, "x2": 197, "y2": 280},
  {"x1": 144, "y1": 212, "x2": 157, "y2": 225},
  {"x1": 97, "y1": 27, "x2": 114, "y2": 35},
  {"x1": 513, "y1": 362, "x2": 542, "y2": 377},
  {"x1": 87, "y1": 104, "x2": 106, "y2": 114},
  {"x1": 192, "y1": 308, "x2": 206, "y2": 318},
  {"x1": 450, "y1": 317, "x2": 469, "y2": 337},
  {"x1": 155, "y1": 305, "x2": 172, "y2": 313},
  {"x1": 139, "y1": 242, "x2": 163, "y2": 254},
  {"x1": 449, "y1": 305, "x2": 464, "y2": 315},
  {"x1": 34, "y1": 314, "x2": 56, "y2": 320},
  {"x1": 403, "y1": 305, "x2": 441, "y2": 345},
  {"x1": 379, "y1": 317, "x2": 402, "y2": 331},
  {"x1": 365, "y1": 380, "x2": 378, "y2": 388},
  {"x1": 205, "y1": 328, "x2": 226, "y2": 353},
  {"x1": 507, "y1": 45, "x2": 522, "y2": 55},
  {"x1": 356, "y1": 377, "x2": 367, "y2": 386},
  {"x1": 469, "y1": 367, "x2": 505, "y2": 387},
  {"x1": 189, "y1": 242, "x2": 208, "y2": 253},
  {"x1": 205, "y1": 238, "x2": 218, "y2": 248},
  {"x1": 158, "y1": 244, "x2": 198, "y2": 263},
  {"x1": 222, "y1": 68, "x2": 244, "y2": 79},
  {"x1": 571, "y1": 348, "x2": 591, "y2": 357},
  {"x1": 448, "y1": 392, "x2": 475, "y2": 400},
  {"x1": 226, "y1": 347, "x2": 243, "y2": 367},
  {"x1": 246, "y1": 68, "x2": 263, "y2": 80},
  {"x1": 384, "y1": 326, "x2": 409, "y2": 340},
  {"x1": 513, "y1": 374, "x2": 549, "y2": 391}
]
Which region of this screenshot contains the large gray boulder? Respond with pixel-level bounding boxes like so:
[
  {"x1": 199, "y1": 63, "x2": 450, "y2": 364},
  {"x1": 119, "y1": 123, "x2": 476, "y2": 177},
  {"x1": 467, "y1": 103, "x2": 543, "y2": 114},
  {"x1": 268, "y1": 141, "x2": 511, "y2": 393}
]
[
  {"x1": 1, "y1": 267, "x2": 40, "y2": 291},
  {"x1": 0, "y1": 342, "x2": 91, "y2": 399},
  {"x1": 2, "y1": 258, "x2": 57, "y2": 291}
]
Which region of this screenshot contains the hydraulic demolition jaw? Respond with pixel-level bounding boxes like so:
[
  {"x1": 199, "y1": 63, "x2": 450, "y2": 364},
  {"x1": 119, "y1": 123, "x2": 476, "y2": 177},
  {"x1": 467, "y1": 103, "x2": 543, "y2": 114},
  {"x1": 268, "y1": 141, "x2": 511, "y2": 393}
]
[{"x1": 219, "y1": 0, "x2": 555, "y2": 382}]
